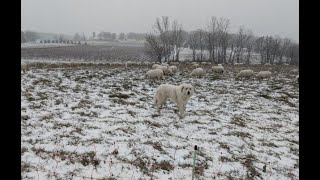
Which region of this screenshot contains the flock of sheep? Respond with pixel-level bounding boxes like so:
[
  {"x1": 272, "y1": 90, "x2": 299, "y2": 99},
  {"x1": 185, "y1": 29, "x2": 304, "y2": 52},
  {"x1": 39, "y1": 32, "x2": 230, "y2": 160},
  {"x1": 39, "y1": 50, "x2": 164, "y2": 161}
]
[{"x1": 144, "y1": 62, "x2": 277, "y2": 80}]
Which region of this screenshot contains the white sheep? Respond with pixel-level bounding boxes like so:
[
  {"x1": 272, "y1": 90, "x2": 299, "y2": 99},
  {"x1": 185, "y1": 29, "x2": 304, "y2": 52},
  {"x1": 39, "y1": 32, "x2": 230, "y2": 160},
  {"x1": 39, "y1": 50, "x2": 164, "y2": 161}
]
[
  {"x1": 290, "y1": 69, "x2": 299, "y2": 74},
  {"x1": 168, "y1": 66, "x2": 178, "y2": 74},
  {"x1": 156, "y1": 65, "x2": 170, "y2": 75},
  {"x1": 152, "y1": 64, "x2": 162, "y2": 69},
  {"x1": 256, "y1": 71, "x2": 272, "y2": 79},
  {"x1": 218, "y1": 64, "x2": 222, "y2": 66},
  {"x1": 236, "y1": 69, "x2": 254, "y2": 79},
  {"x1": 145, "y1": 69, "x2": 164, "y2": 80},
  {"x1": 264, "y1": 63, "x2": 271, "y2": 66},
  {"x1": 190, "y1": 68, "x2": 204, "y2": 77},
  {"x1": 161, "y1": 63, "x2": 169, "y2": 67},
  {"x1": 212, "y1": 65, "x2": 224, "y2": 73},
  {"x1": 125, "y1": 61, "x2": 132, "y2": 68}
]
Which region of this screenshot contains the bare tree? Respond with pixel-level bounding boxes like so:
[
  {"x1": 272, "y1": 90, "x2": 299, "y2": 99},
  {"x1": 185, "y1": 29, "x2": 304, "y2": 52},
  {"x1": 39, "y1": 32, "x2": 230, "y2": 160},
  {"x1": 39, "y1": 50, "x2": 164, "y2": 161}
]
[
  {"x1": 145, "y1": 33, "x2": 163, "y2": 62},
  {"x1": 155, "y1": 16, "x2": 174, "y2": 62},
  {"x1": 198, "y1": 29, "x2": 205, "y2": 61},
  {"x1": 255, "y1": 36, "x2": 265, "y2": 64},
  {"x1": 244, "y1": 30, "x2": 254, "y2": 64},
  {"x1": 73, "y1": 33, "x2": 81, "y2": 41},
  {"x1": 119, "y1": 32, "x2": 125, "y2": 40},
  {"x1": 144, "y1": 16, "x2": 181, "y2": 63},
  {"x1": 21, "y1": 31, "x2": 26, "y2": 43},
  {"x1": 270, "y1": 37, "x2": 281, "y2": 64},
  {"x1": 171, "y1": 20, "x2": 185, "y2": 62},
  {"x1": 206, "y1": 16, "x2": 218, "y2": 62},
  {"x1": 286, "y1": 43, "x2": 299, "y2": 65},
  {"x1": 216, "y1": 17, "x2": 230, "y2": 63},
  {"x1": 188, "y1": 31, "x2": 198, "y2": 61},
  {"x1": 232, "y1": 26, "x2": 252, "y2": 64},
  {"x1": 278, "y1": 38, "x2": 291, "y2": 64}
]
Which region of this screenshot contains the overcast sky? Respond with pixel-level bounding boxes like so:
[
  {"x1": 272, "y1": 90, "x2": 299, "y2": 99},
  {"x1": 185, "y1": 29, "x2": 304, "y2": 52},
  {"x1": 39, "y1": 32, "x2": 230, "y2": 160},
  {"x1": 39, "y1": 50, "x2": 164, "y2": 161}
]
[{"x1": 21, "y1": 0, "x2": 299, "y2": 42}]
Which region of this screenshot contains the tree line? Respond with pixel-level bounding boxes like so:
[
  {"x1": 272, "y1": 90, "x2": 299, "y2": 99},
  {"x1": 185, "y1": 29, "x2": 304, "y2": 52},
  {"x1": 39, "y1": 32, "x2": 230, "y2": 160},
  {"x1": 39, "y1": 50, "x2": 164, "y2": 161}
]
[{"x1": 144, "y1": 16, "x2": 299, "y2": 65}]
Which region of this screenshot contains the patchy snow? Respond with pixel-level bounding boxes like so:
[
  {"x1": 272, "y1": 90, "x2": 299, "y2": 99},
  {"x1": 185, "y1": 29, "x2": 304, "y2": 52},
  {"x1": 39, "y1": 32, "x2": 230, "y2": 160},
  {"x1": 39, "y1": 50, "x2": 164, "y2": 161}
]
[
  {"x1": 21, "y1": 42, "x2": 76, "y2": 49},
  {"x1": 21, "y1": 61, "x2": 299, "y2": 179}
]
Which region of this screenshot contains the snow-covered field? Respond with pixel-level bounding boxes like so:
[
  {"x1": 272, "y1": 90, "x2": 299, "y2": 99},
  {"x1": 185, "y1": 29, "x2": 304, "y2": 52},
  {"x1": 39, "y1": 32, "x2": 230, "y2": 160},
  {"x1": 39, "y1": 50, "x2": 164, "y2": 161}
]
[
  {"x1": 21, "y1": 62, "x2": 299, "y2": 179},
  {"x1": 21, "y1": 42, "x2": 76, "y2": 49}
]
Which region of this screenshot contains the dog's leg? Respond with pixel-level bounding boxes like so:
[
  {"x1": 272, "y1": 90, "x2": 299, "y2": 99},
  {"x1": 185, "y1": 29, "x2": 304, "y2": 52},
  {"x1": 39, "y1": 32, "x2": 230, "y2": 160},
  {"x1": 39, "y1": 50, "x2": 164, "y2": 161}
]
[{"x1": 178, "y1": 105, "x2": 185, "y2": 119}]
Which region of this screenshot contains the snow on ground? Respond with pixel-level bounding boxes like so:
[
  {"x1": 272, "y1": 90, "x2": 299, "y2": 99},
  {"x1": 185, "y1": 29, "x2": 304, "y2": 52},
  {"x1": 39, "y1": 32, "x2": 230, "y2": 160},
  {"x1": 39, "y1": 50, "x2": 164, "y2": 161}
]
[
  {"x1": 21, "y1": 42, "x2": 76, "y2": 49},
  {"x1": 21, "y1": 61, "x2": 299, "y2": 179}
]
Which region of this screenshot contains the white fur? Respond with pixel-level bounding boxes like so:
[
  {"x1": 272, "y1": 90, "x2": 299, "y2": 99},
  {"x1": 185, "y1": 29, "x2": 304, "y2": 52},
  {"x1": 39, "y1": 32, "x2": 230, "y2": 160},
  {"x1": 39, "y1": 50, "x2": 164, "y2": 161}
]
[
  {"x1": 168, "y1": 66, "x2": 178, "y2": 73},
  {"x1": 145, "y1": 69, "x2": 164, "y2": 80},
  {"x1": 212, "y1": 65, "x2": 224, "y2": 73},
  {"x1": 153, "y1": 83, "x2": 194, "y2": 118},
  {"x1": 236, "y1": 69, "x2": 254, "y2": 79},
  {"x1": 290, "y1": 69, "x2": 299, "y2": 74},
  {"x1": 152, "y1": 64, "x2": 162, "y2": 69},
  {"x1": 264, "y1": 63, "x2": 271, "y2": 66},
  {"x1": 190, "y1": 68, "x2": 204, "y2": 76},
  {"x1": 125, "y1": 61, "x2": 132, "y2": 68},
  {"x1": 156, "y1": 65, "x2": 169, "y2": 75},
  {"x1": 256, "y1": 71, "x2": 272, "y2": 79},
  {"x1": 161, "y1": 63, "x2": 169, "y2": 67}
]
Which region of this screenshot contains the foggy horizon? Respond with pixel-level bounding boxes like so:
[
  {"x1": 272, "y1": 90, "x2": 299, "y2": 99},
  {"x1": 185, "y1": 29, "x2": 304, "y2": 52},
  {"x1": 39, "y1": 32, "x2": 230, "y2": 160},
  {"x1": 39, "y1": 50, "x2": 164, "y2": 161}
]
[{"x1": 21, "y1": 0, "x2": 299, "y2": 42}]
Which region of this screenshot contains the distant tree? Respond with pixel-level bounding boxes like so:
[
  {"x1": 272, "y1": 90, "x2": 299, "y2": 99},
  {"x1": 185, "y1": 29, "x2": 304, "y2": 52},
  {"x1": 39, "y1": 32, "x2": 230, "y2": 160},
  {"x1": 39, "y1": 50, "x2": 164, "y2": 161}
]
[
  {"x1": 233, "y1": 26, "x2": 252, "y2": 64},
  {"x1": 21, "y1": 31, "x2": 26, "y2": 43},
  {"x1": 206, "y1": 16, "x2": 218, "y2": 62},
  {"x1": 24, "y1": 31, "x2": 39, "y2": 42},
  {"x1": 188, "y1": 31, "x2": 199, "y2": 61},
  {"x1": 171, "y1": 20, "x2": 186, "y2": 61},
  {"x1": 145, "y1": 33, "x2": 164, "y2": 62},
  {"x1": 111, "y1": 33, "x2": 116, "y2": 40},
  {"x1": 73, "y1": 33, "x2": 81, "y2": 41},
  {"x1": 82, "y1": 33, "x2": 86, "y2": 41},
  {"x1": 198, "y1": 29, "x2": 205, "y2": 61},
  {"x1": 66, "y1": 40, "x2": 69, "y2": 44},
  {"x1": 286, "y1": 43, "x2": 299, "y2": 65},
  {"x1": 278, "y1": 38, "x2": 291, "y2": 64},
  {"x1": 40, "y1": 40, "x2": 43, "y2": 43},
  {"x1": 59, "y1": 34, "x2": 64, "y2": 42},
  {"x1": 270, "y1": 36, "x2": 281, "y2": 64},
  {"x1": 244, "y1": 33, "x2": 254, "y2": 65},
  {"x1": 93, "y1": 32, "x2": 96, "y2": 38},
  {"x1": 44, "y1": 40, "x2": 47, "y2": 43},
  {"x1": 119, "y1": 32, "x2": 125, "y2": 40}
]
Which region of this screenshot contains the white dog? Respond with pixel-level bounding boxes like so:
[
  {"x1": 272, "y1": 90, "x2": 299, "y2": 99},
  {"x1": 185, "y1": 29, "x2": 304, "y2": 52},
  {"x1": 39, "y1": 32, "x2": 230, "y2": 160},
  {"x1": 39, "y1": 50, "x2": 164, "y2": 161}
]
[{"x1": 153, "y1": 83, "x2": 194, "y2": 119}]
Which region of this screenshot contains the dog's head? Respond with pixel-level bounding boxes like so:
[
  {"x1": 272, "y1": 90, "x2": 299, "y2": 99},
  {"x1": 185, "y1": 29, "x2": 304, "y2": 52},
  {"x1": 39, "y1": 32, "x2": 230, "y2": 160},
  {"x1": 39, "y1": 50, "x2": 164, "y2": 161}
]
[{"x1": 180, "y1": 83, "x2": 194, "y2": 97}]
